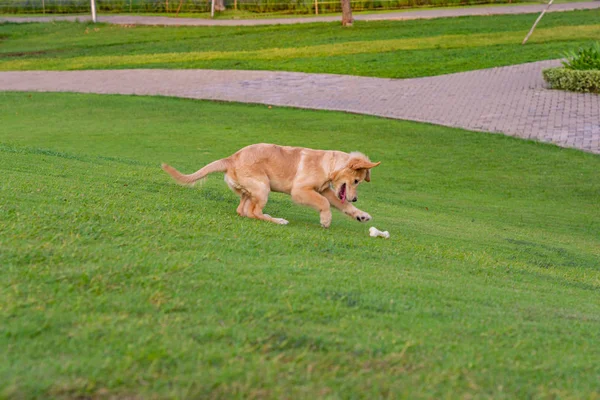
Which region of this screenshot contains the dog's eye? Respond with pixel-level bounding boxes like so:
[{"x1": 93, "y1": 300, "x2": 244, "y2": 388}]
[{"x1": 354, "y1": 179, "x2": 359, "y2": 184}]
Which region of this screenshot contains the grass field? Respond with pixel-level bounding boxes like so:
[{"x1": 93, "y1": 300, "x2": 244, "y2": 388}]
[
  {"x1": 1, "y1": 9, "x2": 599, "y2": 77},
  {"x1": 1, "y1": 91, "x2": 599, "y2": 398}
]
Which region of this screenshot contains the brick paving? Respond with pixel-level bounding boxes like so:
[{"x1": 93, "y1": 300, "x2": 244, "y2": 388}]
[
  {"x1": 1, "y1": 61, "x2": 598, "y2": 153},
  {"x1": 1, "y1": 2, "x2": 598, "y2": 26}
]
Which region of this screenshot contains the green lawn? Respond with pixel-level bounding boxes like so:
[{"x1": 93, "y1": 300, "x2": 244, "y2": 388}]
[
  {"x1": 1, "y1": 9, "x2": 599, "y2": 77},
  {"x1": 1, "y1": 91, "x2": 599, "y2": 398}
]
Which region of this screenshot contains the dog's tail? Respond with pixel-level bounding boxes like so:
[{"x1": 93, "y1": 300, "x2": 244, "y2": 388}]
[{"x1": 161, "y1": 158, "x2": 229, "y2": 185}]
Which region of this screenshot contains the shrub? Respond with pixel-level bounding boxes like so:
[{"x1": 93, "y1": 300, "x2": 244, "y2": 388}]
[
  {"x1": 562, "y1": 42, "x2": 600, "y2": 71},
  {"x1": 543, "y1": 67, "x2": 600, "y2": 94}
]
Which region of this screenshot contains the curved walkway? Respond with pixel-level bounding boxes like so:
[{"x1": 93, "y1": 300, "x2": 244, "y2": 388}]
[
  {"x1": 1, "y1": 2, "x2": 599, "y2": 26},
  {"x1": 1, "y1": 61, "x2": 599, "y2": 153}
]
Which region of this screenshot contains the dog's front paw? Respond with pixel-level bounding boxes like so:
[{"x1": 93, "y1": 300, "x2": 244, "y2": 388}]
[{"x1": 355, "y1": 212, "x2": 371, "y2": 223}]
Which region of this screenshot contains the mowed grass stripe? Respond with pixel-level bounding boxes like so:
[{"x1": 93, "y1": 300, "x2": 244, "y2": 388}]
[
  {"x1": 2, "y1": 24, "x2": 599, "y2": 71},
  {"x1": 3, "y1": 9, "x2": 599, "y2": 54},
  {"x1": 1, "y1": 10, "x2": 598, "y2": 77}
]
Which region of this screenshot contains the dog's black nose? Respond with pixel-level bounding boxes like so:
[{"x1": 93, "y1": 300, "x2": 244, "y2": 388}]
[{"x1": 351, "y1": 197, "x2": 358, "y2": 202}]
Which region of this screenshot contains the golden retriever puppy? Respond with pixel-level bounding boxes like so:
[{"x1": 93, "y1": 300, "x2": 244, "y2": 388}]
[{"x1": 162, "y1": 143, "x2": 380, "y2": 228}]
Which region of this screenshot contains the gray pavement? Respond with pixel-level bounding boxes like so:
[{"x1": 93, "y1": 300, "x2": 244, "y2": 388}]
[
  {"x1": 1, "y1": 61, "x2": 598, "y2": 153},
  {"x1": 1, "y1": 2, "x2": 599, "y2": 26}
]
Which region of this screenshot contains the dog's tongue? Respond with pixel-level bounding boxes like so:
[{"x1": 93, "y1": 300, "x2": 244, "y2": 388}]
[{"x1": 340, "y1": 184, "x2": 346, "y2": 203}]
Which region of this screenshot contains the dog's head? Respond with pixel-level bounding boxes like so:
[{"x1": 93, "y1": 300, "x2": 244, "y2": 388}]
[{"x1": 332, "y1": 152, "x2": 380, "y2": 203}]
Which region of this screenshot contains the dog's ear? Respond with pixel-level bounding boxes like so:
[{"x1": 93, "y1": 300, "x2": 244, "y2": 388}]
[
  {"x1": 364, "y1": 166, "x2": 381, "y2": 182},
  {"x1": 348, "y1": 159, "x2": 380, "y2": 182},
  {"x1": 348, "y1": 159, "x2": 381, "y2": 171}
]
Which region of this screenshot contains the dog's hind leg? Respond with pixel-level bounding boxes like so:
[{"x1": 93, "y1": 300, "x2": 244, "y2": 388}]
[
  {"x1": 237, "y1": 195, "x2": 250, "y2": 217},
  {"x1": 244, "y1": 181, "x2": 289, "y2": 225},
  {"x1": 225, "y1": 174, "x2": 252, "y2": 218},
  {"x1": 249, "y1": 203, "x2": 289, "y2": 225}
]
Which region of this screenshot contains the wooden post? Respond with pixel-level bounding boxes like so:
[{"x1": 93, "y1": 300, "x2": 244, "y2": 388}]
[
  {"x1": 234, "y1": 0, "x2": 237, "y2": 11},
  {"x1": 211, "y1": 0, "x2": 215, "y2": 18},
  {"x1": 522, "y1": 0, "x2": 554, "y2": 45},
  {"x1": 90, "y1": 0, "x2": 97, "y2": 22},
  {"x1": 42, "y1": 0, "x2": 45, "y2": 14},
  {"x1": 314, "y1": 0, "x2": 318, "y2": 15}
]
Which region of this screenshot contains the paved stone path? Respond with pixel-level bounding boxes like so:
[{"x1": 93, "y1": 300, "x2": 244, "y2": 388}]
[
  {"x1": 1, "y1": 61, "x2": 598, "y2": 153},
  {"x1": 1, "y1": 2, "x2": 599, "y2": 26}
]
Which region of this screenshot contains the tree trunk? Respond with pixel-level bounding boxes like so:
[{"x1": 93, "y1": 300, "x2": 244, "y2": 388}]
[
  {"x1": 341, "y1": 0, "x2": 353, "y2": 26},
  {"x1": 214, "y1": 0, "x2": 225, "y2": 12}
]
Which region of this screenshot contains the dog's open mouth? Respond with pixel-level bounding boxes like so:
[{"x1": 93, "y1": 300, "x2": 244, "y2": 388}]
[{"x1": 338, "y1": 183, "x2": 347, "y2": 203}]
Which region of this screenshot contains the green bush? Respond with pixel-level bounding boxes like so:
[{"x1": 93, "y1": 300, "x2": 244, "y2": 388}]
[
  {"x1": 562, "y1": 42, "x2": 600, "y2": 71},
  {"x1": 543, "y1": 67, "x2": 600, "y2": 93}
]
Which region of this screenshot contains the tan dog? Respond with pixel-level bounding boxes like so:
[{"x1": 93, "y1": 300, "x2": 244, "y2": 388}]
[{"x1": 162, "y1": 143, "x2": 380, "y2": 228}]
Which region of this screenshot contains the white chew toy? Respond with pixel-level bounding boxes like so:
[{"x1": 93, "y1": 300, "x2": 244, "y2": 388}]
[{"x1": 369, "y1": 227, "x2": 390, "y2": 239}]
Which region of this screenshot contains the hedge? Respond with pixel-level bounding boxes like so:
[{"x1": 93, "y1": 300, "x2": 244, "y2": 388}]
[{"x1": 543, "y1": 67, "x2": 600, "y2": 94}]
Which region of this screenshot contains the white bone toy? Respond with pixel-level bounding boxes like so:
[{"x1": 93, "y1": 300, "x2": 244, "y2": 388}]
[{"x1": 369, "y1": 227, "x2": 390, "y2": 239}]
